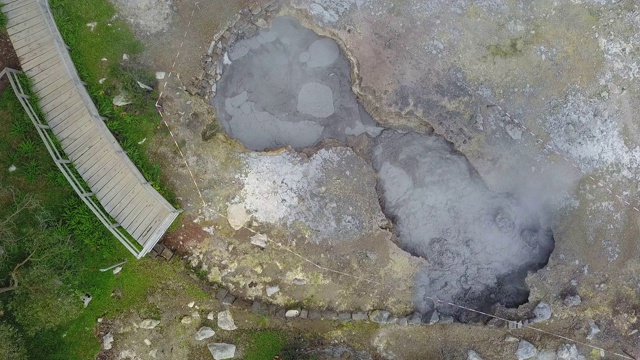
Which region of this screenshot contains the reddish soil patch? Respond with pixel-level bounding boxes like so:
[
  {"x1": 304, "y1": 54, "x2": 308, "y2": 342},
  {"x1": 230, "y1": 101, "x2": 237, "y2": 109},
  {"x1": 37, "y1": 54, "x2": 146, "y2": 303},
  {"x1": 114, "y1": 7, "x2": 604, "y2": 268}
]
[
  {"x1": 162, "y1": 217, "x2": 210, "y2": 254},
  {"x1": 0, "y1": 31, "x2": 20, "y2": 92}
]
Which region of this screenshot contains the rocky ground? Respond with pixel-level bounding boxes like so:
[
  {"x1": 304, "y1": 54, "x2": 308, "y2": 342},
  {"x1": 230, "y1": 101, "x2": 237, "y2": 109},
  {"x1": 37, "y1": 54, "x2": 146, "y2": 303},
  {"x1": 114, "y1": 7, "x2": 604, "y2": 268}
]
[{"x1": 103, "y1": 0, "x2": 640, "y2": 359}]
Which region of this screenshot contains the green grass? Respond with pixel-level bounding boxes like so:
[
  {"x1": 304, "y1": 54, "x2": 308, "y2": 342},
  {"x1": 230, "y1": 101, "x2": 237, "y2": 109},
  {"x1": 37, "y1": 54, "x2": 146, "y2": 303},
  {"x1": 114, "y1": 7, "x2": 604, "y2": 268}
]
[
  {"x1": 244, "y1": 330, "x2": 288, "y2": 360},
  {"x1": 0, "y1": 4, "x2": 7, "y2": 30},
  {"x1": 0, "y1": 0, "x2": 182, "y2": 358}
]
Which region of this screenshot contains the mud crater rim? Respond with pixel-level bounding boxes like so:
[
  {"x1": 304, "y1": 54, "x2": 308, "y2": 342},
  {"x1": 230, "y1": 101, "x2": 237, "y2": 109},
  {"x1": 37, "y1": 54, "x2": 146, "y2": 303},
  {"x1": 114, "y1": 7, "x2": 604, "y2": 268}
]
[{"x1": 210, "y1": 15, "x2": 555, "y2": 319}]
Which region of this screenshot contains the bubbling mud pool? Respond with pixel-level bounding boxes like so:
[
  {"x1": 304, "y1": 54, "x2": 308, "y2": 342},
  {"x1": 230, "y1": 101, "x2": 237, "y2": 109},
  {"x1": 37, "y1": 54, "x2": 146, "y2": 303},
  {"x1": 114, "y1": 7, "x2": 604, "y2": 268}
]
[{"x1": 212, "y1": 16, "x2": 554, "y2": 318}]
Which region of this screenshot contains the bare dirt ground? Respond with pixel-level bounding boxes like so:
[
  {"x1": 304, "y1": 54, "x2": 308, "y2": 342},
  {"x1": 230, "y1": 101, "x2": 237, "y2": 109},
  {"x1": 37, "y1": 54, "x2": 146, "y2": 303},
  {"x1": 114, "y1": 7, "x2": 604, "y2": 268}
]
[
  {"x1": 104, "y1": 0, "x2": 640, "y2": 359},
  {"x1": 0, "y1": 31, "x2": 20, "y2": 92}
]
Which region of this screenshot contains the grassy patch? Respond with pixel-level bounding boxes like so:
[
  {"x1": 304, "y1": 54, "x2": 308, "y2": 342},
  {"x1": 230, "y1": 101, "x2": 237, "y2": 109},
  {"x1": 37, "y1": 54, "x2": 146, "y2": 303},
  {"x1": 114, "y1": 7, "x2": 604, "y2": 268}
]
[
  {"x1": 0, "y1": 4, "x2": 7, "y2": 31},
  {"x1": 244, "y1": 330, "x2": 288, "y2": 360},
  {"x1": 0, "y1": 0, "x2": 181, "y2": 358}
]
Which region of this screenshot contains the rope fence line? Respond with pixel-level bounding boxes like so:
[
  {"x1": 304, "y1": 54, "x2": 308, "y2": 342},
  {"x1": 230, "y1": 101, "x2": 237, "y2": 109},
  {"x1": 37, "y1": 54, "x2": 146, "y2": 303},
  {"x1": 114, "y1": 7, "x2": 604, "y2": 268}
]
[{"x1": 148, "y1": 3, "x2": 636, "y2": 359}]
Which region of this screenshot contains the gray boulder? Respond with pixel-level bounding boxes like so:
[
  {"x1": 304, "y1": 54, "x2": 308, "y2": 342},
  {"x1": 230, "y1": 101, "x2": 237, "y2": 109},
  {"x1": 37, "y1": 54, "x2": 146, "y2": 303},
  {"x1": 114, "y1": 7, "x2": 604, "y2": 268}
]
[
  {"x1": 532, "y1": 302, "x2": 552, "y2": 323},
  {"x1": 516, "y1": 340, "x2": 537, "y2": 360},
  {"x1": 195, "y1": 327, "x2": 216, "y2": 341},
  {"x1": 217, "y1": 310, "x2": 237, "y2": 331},
  {"x1": 586, "y1": 320, "x2": 600, "y2": 341},
  {"x1": 208, "y1": 343, "x2": 236, "y2": 360},
  {"x1": 425, "y1": 310, "x2": 440, "y2": 325},
  {"x1": 369, "y1": 310, "x2": 391, "y2": 324}
]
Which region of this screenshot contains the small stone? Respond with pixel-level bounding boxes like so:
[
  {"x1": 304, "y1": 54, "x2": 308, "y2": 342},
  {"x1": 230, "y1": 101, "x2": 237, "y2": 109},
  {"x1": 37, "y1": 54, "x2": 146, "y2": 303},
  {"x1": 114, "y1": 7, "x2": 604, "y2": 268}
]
[
  {"x1": 113, "y1": 93, "x2": 132, "y2": 106},
  {"x1": 251, "y1": 301, "x2": 267, "y2": 315},
  {"x1": 222, "y1": 293, "x2": 236, "y2": 306},
  {"x1": 103, "y1": 332, "x2": 114, "y2": 350},
  {"x1": 352, "y1": 312, "x2": 368, "y2": 321},
  {"x1": 113, "y1": 266, "x2": 122, "y2": 275},
  {"x1": 155, "y1": 72, "x2": 166, "y2": 80},
  {"x1": 99, "y1": 78, "x2": 107, "y2": 84},
  {"x1": 586, "y1": 320, "x2": 600, "y2": 341},
  {"x1": 254, "y1": 18, "x2": 268, "y2": 28},
  {"x1": 86, "y1": 22, "x2": 97, "y2": 31},
  {"x1": 291, "y1": 278, "x2": 306, "y2": 285},
  {"x1": 144, "y1": 339, "x2": 151, "y2": 346},
  {"x1": 532, "y1": 302, "x2": 552, "y2": 323},
  {"x1": 505, "y1": 336, "x2": 519, "y2": 342},
  {"x1": 266, "y1": 286, "x2": 280, "y2": 297},
  {"x1": 139, "y1": 319, "x2": 160, "y2": 329},
  {"x1": 218, "y1": 310, "x2": 237, "y2": 330},
  {"x1": 160, "y1": 248, "x2": 173, "y2": 260},
  {"x1": 191, "y1": 311, "x2": 200, "y2": 319},
  {"x1": 208, "y1": 343, "x2": 236, "y2": 360},
  {"x1": 181, "y1": 316, "x2": 192, "y2": 324},
  {"x1": 505, "y1": 123, "x2": 522, "y2": 140},
  {"x1": 285, "y1": 309, "x2": 300, "y2": 318},
  {"x1": 300, "y1": 309, "x2": 308, "y2": 319},
  {"x1": 536, "y1": 350, "x2": 557, "y2": 360},
  {"x1": 396, "y1": 317, "x2": 408, "y2": 326},
  {"x1": 564, "y1": 295, "x2": 582, "y2": 307},
  {"x1": 149, "y1": 349, "x2": 157, "y2": 358},
  {"x1": 407, "y1": 312, "x2": 422, "y2": 325},
  {"x1": 516, "y1": 340, "x2": 537, "y2": 360},
  {"x1": 137, "y1": 81, "x2": 153, "y2": 91},
  {"x1": 322, "y1": 311, "x2": 338, "y2": 320},
  {"x1": 8, "y1": 165, "x2": 16, "y2": 173},
  {"x1": 369, "y1": 310, "x2": 391, "y2": 324},
  {"x1": 250, "y1": 233, "x2": 268, "y2": 249},
  {"x1": 187, "y1": 301, "x2": 195, "y2": 308},
  {"x1": 195, "y1": 326, "x2": 216, "y2": 340},
  {"x1": 467, "y1": 350, "x2": 483, "y2": 360},
  {"x1": 425, "y1": 310, "x2": 439, "y2": 325},
  {"x1": 216, "y1": 288, "x2": 229, "y2": 302},
  {"x1": 250, "y1": 6, "x2": 262, "y2": 15},
  {"x1": 338, "y1": 312, "x2": 351, "y2": 322},
  {"x1": 308, "y1": 310, "x2": 321, "y2": 320},
  {"x1": 439, "y1": 315, "x2": 454, "y2": 324},
  {"x1": 81, "y1": 293, "x2": 92, "y2": 308},
  {"x1": 557, "y1": 344, "x2": 580, "y2": 359},
  {"x1": 122, "y1": 53, "x2": 129, "y2": 61},
  {"x1": 227, "y1": 203, "x2": 249, "y2": 230}
]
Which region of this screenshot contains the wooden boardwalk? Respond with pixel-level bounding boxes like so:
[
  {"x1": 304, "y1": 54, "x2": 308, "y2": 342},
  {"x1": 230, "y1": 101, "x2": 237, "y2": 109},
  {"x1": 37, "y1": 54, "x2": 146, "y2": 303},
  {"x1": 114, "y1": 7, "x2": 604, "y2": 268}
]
[{"x1": 1, "y1": 0, "x2": 180, "y2": 258}]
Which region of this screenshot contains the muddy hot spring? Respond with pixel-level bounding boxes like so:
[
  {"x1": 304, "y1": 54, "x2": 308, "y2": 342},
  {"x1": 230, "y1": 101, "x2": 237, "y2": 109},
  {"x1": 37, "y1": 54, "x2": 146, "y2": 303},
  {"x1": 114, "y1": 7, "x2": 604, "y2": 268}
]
[{"x1": 211, "y1": 16, "x2": 555, "y2": 319}]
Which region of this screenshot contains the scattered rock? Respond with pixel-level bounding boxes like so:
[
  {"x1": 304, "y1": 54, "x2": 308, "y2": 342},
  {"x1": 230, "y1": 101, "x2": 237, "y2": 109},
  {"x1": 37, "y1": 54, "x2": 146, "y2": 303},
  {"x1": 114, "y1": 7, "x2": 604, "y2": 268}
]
[
  {"x1": 516, "y1": 340, "x2": 537, "y2": 360},
  {"x1": 187, "y1": 301, "x2": 195, "y2": 308},
  {"x1": 155, "y1": 72, "x2": 166, "y2": 80},
  {"x1": 467, "y1": 350, "x2": 483, "y2": 360},
  {"x1": 425, "y1": 310, "x2": 439, "y2": 325},
  {"x1": 285, "y1": 309, "x2": 300, "y2": 318},
  {"x1": 396, "y1": 317, "x2": 408, "y2": 326},
  {"x1": 86, "y1": 22, "x2": 97, "y2": 31},
  {"x1": 223, "y1": 52, "x2": 232, "y2": 65},
  {"x1": 291, "y1": 278, "x2": 307, "y2": 285},
  {"x1": 144, "y1": 339, "x2": 151, "y2": 346},
  {"x1": 557, "y1": 344, "x2": 585, "y2": 360},
  {"x1": 586, "y1": 320, "x2": 600, "y2": 341},
  {"x1": 250, "y1": 233, "x2": 268, "y2": 249},
  {"x1": 103, "y1": 332, "x2": 114, "y2": 350},
  {"x1": 181, "y1": 316, "x2": 192, "y2": 324},
  {"x1": 99, "y1": 77, "x2": 107, "y2": 84},
  {"x1": 217, "y1": 310, "x2": 237, "y2": 331},
  {"x1": 226, "y1": 203, "x2": 250, "y2": 230},
  {"x1": 254, "y1": 18, "x2": 268, "y2": 28},
  {"x1": 407, "y1": 312, "x2": 422, "y2": 325},
  {"x1": 266, "y1": 285, "x2": 280, "y2": 297},
  {"x1": 300, "y1": 309, "x2": 309, "y2": 319},
  {"x1": 221, "y1": 293, "x2": 235, "y2": 306},
  {"x1": 352, "y1": 312, "x2": 368, "y2": 321},
  {"x1": 537, "y1": 350, "x2": 558, "y2": 360},
  {"x1": 8, "y1": 165, "x2": 16, "y2": 173},
  {"x1": 149, "y1": 349, "x2": 157, "y2": 358},
  {"x1": 505, "y1": 123, "x2": 523, "y2": 140},
  {"x1": 112, "y1": 93, "x2": 132, "y2": 106},
  {"x1": 81, "y1": 293, "x2": 92, "y2": 308},
  {"x1": 207, "y1": 312, "x2": 215, "y2": 321},
  {"x1": 208, "y1": 343, "x2": 236, "y2": 360},
  {"x1": 137, "y1": 81, "x2": 153, "y2": 91},
  {"x1": 532, "y1": 302, "x2": 552, "y2": 323},
  {"x1": 564, "y1": 295, "x2": 582, "y2": 307},
  {"x1": 122, "y1": 53, "x2": 129, "y2": 61},
  {"x1": 113, "y1": 266, "x2": 122, "y2": 275},
  {"x1": 139, "y1": 319, "x2": 160, "y2": 329},
  {"x1": 369, "y1": 310, "x2": 391, "y2": 324},
  {"x1": 195, "y1": 327, "x2": 216, "y2": 341}
]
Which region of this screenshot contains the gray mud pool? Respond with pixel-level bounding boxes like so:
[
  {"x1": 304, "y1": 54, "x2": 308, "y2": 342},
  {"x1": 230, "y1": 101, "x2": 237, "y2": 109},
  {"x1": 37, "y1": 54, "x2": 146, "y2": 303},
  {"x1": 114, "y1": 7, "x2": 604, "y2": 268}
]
[{"x1": 212, "y1": 16, "x2": 554, "y2": 318}]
